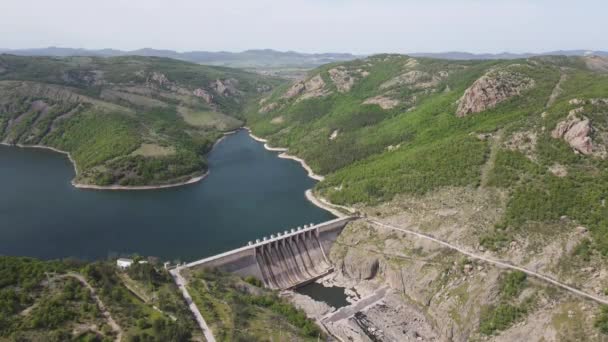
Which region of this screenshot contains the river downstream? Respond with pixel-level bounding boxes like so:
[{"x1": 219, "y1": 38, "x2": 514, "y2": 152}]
[{"x1": 0, "y1": 130, "x2": 334, "y2": 261}]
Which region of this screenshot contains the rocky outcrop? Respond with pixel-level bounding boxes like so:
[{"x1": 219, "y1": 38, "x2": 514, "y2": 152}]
[
  {"x1": 147, "y1": 72, "x2": 170, "y2": 87},
  {"x1": 259, "y1": 102, "x2": 279, "y2": 114},
  {"x1": 342, "y1": 249, "x2": 379, "y2": 280},
  {"x1": 551, "y1": 111, "x2": 594, "y2": 155},
  {"x1": 283, "y1": 82, "x2": 305, "y2": 99},
  {"x1": 381, "y1": 70, "x2": 431, "y2": 90},
  {"x1": 270, "y1": 115, "x2": 284, "y2": 124},
  {"x1": 62, "y1": 69, "x2": 103, "y2": 87},
  {"x1": 591, "y1": 98, "x2": 608, "y2": 106},
  {"x1": 282, "y1": 74, "x2": 329, "y2": 101},
  {"x1": 584, "y1": 56, "x2": 608, "y2": 73},
  {"x1": 363, "y1": 96, "x2": 400, "y2": 109},
  {"x1": 504, "y1": 130, "x2": 537, "y2": 159},
  {"x1": 328, "y1": 67, "x2": 355, "y2": 93},
  {"x1": 456, "y1": 70, "x2": 535, "y2": 117},
  {"x1": 192, "y1": 88, "x2": 213, "y2": 104},
  {"x1": 211, "y1": 78, "x2": 239, "y2": 96},
  {"x1": 549, "y1": 163, "x2": 568, "y2": 177}
]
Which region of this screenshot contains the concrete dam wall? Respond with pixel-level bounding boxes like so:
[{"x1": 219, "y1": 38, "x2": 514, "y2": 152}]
[{"x1": 185, "y1": 217, "x2": 354, "y2": 290}]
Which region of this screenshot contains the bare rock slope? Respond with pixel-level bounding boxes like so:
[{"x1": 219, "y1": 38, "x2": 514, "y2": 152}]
[{"x1": 457, "y1": 69, "x2": 535, "y2": 117}]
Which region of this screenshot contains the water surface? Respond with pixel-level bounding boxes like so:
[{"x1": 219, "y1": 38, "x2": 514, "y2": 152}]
[
  {"x1": 297, "y1": 282, "x2": 350, "y2": 309},
  {"x1": 0, "y1": 130, "x2": 334, "y2": 261}
]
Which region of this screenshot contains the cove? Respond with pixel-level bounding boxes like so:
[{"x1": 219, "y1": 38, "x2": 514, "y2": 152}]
[{"x1": 0, "y1": 129, "x2": 334, "y2": 261}]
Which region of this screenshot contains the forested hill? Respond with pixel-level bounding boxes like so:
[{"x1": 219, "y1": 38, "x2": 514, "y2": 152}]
[
  {"x1": 246, "y1": 54, "x2": 608, "y2": 253},
  {"x1": 0, "y1": 55, "x2": 282, "y2": 187}
]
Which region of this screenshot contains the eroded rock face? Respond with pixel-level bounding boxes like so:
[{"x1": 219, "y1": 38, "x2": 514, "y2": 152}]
[
  {"x1": 192, "y1": 88, "x2": 213, "y2": 104},
  {"x1": 381, "y1": 70, "x2": 430, "y2": 90},
  {"x1": 363, "y1": 95, "x2": 400, "y2": 109},
  {"x1": 259, "y1": 102, "x2": 278, "y2": 114},
  {"x1": 211, "y1": 78, "x2": 239, "y2": 96},
  {"x1": 328, "y1": 67, "x2": 355, "y2": 93},
  {"x1": 456, "y1": 70, "x2": 535, "y2": 117},
  {"x1": 283, "y1": 82, "x2": 306, "y2": 99},
  {"x1": 343, "y1": 249, "x2": 379, "y2": 280},
  {"x1": 551, "y1": 112, "x2": 593, "y2": 155},
  {"x1": 282, "y1": 74, "x2": 329, "y2": 101}
]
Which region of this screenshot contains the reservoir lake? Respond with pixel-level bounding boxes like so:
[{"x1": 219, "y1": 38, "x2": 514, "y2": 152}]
[{"x1": 0, "y1": 129, "x2": 335, "y2": 261}]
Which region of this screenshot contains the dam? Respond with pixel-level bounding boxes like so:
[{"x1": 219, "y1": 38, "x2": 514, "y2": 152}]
[{"x1": 183, "y1": 217, "x2": 354, "y2": 289}]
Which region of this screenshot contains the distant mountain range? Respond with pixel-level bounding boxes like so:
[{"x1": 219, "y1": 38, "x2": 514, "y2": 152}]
[
  {"x1": 1, "y1": 47, "x2": 606, "y2": 69},
  {"x1": 0, "y1": 47, "x2": 359, "y2": 69},
  {"x1": 408, "y1": 50, "x2": 608, "y2": 60}
]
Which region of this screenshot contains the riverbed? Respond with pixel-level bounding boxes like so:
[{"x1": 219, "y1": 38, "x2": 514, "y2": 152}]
[{"x1": 0, "y1": 130, "x2": 335, "y2": 261}]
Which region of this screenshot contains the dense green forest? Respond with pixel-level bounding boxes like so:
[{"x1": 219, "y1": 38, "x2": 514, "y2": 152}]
[{"x1": 0, "y1": 55, "x2": 282, "y2": 186}]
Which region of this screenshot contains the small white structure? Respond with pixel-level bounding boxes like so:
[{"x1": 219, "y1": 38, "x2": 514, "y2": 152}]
[{"x1": 116, "y1": 258, "x2": 133, "y2": 269}]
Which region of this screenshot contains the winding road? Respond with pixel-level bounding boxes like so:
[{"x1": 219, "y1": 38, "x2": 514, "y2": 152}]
[
  {"x1": 366, "y1": 218, "x2": 608, "y2": 306},
  {"x1": 56, "y1": 273, "x2": 123, "y2": 342}
]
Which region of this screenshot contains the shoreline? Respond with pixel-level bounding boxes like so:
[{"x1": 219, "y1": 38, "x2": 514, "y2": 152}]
[
  {"x1": 2, "y1": 128, "x2": 357, "y2": 217},
  {"x1": 72, "y1": 171, "x2": 209, "y2": 191},
  {"x1": 304, "y1": 190, "x2": 355, "y2": 218},
  {"x1": 244, "y1": 127, "x2": 357, "y2": 217},
  {"x1": 212, "y1": 129, "x2": 241, "y2": 149},
  {"x1": 244, "y1": 127, "x2": 325, "y2": 181},
  {"x1": 0, "y1": 142, "x2": 209, "y2": 191}
]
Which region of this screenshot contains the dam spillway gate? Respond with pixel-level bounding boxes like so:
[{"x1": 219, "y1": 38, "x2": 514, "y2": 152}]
[
  {"x1": 255, "y1": 228, "x2": 330, "y2": 289},
  {"x1": 184, "y1": 217, "x2": 354, "y2": 290}
]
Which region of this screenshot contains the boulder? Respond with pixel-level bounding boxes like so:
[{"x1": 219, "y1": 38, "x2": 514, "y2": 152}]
[{"x1": 551, "y1": 113, "x2": 594, "y2": 155}]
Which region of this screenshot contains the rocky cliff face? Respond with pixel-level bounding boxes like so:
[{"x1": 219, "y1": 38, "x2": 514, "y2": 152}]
[
  {"x1": 282, "y1": 74, "x2": 329, "y2": 101},
  {"x1": 550, "y1": 99, "x2": 608, "y2": 158},
  {"x1": 317, "y1": 186, "x2": 604, "y2": 342},
  {"x1": 457, "y1": 69, "x2": 535, "y2": 117},
  {"x1": 552, "y1": 110, "x2": 594, "y2": 155}
]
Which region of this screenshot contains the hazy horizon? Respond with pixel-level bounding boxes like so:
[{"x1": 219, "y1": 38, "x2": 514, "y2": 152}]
[
  {"x1": 2, "y1": 0, "x2": 607, "y2": 55},
  {"x1": 1, "y1": 46, "x2": 606, "y2": 56}
]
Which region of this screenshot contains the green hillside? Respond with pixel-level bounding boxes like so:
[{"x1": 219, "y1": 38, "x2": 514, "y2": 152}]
[
  {"x1": 0, "y1": 256, "x2": 324, "y2": 341},
  {"x1": 0, "y1": 55, "x2": 282, "y2": 187},
  {"x1": 246, "y1": 54, "x2": 608, "y2": 253}
]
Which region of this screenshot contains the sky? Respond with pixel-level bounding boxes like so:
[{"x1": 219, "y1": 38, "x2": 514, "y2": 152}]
[{"x1": 1, "y1": 0, "x2": 606, "y2": 54}]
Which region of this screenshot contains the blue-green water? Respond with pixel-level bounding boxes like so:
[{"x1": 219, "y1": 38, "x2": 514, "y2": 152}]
[{"x1": 0, "y1": 130, "x2": 334, "y2": 261}]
